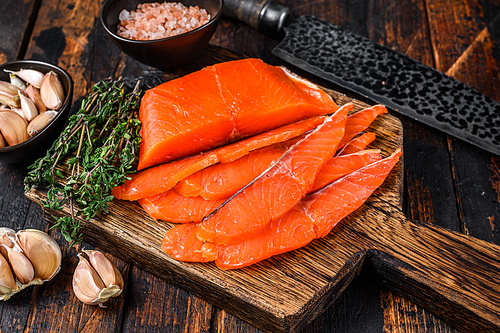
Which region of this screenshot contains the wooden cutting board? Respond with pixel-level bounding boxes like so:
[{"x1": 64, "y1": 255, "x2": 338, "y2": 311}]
[{"x1": 25, "y1": 50, "x2": 500, "y2": 333}]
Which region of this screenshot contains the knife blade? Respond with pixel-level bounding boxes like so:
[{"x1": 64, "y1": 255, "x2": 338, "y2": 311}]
[{"x1": 223, "y1": 0, "x2": 500, "y2": 156}]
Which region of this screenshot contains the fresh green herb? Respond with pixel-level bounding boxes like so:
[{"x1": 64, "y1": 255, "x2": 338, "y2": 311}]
[{"x1": 24, "y1": 78, "x2": 142, "y2": 245}]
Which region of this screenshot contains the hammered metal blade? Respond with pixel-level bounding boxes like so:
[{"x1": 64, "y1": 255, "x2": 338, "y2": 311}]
[{"x1": 273, "y1": 15, "x2": 500, "y2": 156}]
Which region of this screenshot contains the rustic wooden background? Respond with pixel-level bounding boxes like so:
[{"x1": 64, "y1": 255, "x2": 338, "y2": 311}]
[{"x1": 1, "y1": 0, "x2": 499, "y2": 332}]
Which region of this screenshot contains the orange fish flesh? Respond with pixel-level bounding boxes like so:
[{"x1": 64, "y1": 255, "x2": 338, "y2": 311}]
[
  {"x1": 195, "y1": 103, "x2": 352, "y2": 245},
  {"x1": 138, "y1": 58, "x2": 338, "y2": 170}
]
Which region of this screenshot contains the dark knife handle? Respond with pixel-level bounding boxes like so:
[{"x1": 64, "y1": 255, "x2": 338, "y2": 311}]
[{"x1": 222, "y1": 0, "x2": 290, "y2": 36}]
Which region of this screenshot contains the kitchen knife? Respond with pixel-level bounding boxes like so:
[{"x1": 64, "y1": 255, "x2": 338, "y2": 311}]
[{"x1": 223, "y1": 0, "x2": 500, "y2": 156}]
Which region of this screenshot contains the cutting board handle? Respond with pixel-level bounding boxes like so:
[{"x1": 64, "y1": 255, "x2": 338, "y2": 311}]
[
  {"x1": 222, "y1": 0, "x2": 290, "y2": 36},
  {"x1": 367, "y1": 217, "x2": 500, "y2": 332}
]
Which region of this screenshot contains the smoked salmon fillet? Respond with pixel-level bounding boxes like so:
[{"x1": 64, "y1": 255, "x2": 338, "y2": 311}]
[
  {"x1": 161, "y1": 148, "x2": 402, "y2": 268},
  {"x1": 195, "y1": 103, "x2": 352, "y2": 245},
  {"x1": 138, "y1": 58, "x2": 339, "y2": 170},
  {"x1": 112, "y1": 116, "x2": 325, "y2": 201}
]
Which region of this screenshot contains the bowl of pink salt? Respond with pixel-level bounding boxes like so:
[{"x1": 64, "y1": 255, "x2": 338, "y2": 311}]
[{"x1": 100, "y1": 0, "x2": 223, "y2": 69}]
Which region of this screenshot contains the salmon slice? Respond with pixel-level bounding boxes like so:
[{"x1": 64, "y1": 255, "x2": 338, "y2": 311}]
[
  {"x1": 337, "y1": 132, "x2": 376, "y2": 156},
  {"x1": 196, "y1": 103, "x2": 352, "y2": 245},
  {"x1": 214, "y1": 148, "x2": 402, "y2": 269},
  {"x1": 339, "y1": 105, "x2": 387, "y2": 148},
  {"x1": 112, "y1": 116, "x2": 325, "y2": 201},
  {"x1": 139, "y1": 190, "x2": 227, "y2": 223},
  {"x1": 149, "y1": 149, "x2": 380, "y2": 224},
  {"x1": 174, "y1": 143, "x2": 293, "y2": 200},
  {"x1": 161, "y1": 224, "x2": 217, "y2": 262},
  {"x1": 310, "y1": 149, "x2": 382, "y2": 192},
  {"x1": 138, "y1": 58, "x2": 338, "y2": 170}
]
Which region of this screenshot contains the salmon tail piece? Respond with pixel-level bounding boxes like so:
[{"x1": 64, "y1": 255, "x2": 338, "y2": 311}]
[
  {"x1": 196, "y1": 103, "x2": 352, "y2": 246},
  {"x1": 309, "y1": 148, "x2": 402, "y2": 238},
  {"x1": 337, "y1": 132, "x2": 376, "y2": 156},
  {"x1": 213, "y1": 148, "x2": 402, "y2": 269},
  {"x1": 338, "y1": 105, "x2": 387, "y2": 148}
]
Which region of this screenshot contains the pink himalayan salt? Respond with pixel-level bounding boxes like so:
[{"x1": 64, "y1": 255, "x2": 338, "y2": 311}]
[{"x1": 117, "y1": 2, "x2": 211, "y2": 41}]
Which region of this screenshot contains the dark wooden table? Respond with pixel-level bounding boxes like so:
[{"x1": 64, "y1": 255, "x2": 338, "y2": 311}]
[{"x1": 1, "y1": 0, "x2": 500, "y2": 332}]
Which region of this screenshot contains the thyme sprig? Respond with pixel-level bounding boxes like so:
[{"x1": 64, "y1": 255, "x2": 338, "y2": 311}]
[{"x1": 24, "y1": 78, "x2": 143, "y2": 245}]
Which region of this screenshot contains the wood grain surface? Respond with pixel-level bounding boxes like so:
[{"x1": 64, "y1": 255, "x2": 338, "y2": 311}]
[{"x1": 1, "y1": 0, "x2": 499, "y2": 332}]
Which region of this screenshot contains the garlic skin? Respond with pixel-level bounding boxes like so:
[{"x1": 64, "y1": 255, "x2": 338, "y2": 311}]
[
  {"x1": 40, "y1": 71, "x2": 65, "y2": 110},
  {"x1": 16, "y1": 229, "x2": 62, "y2": 282},
  {"x1": 0, "y1": 111, "x2": 28, "y2": 146},
  {"x1": 73, "y1": 250, "x2": 123, "y2": 307}
]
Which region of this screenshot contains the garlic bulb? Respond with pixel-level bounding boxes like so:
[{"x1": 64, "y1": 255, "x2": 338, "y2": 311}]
[
  {"x1": 72, "y1": 250, "x2": 123, "y2": 307},
  {"x1": 0, "y1": 228, "x2": 62, "y2": 301}
]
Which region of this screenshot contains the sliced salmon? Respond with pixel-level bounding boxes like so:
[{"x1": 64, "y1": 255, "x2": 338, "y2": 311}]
[
  {"x1": 339, "y1": 105, "x2": 387, "y2": 149},
  {"x1": 195, "y1": 103, "x2": 352, "y2": 245},
  {"x1": 214, "y1": 148, "x2": 402, "y2": 269},
  {"x1": 112, "y1": 116, "x2": 325, "y2": 201},
  {"x1": 161, "y1": 224, "x2": 217, "y2": 262},
  {"x1": 337, "y1": 132, "x2": 376, "y2": 156},
  {"x1": 138, "y1": 58, "x2": 338, "y2": 170},
  {"x1": 139, "y1": 190, "x2": 226, "y2": 223},
  {"x1": 310, "y1": 149, "x2": 382, "y2": 192},
  {"x1": 174, "y1": 142, "x2": 293, "y2": 200},
  {"x1": 149, "y1": 149, "x2": 380, "y2": 224}
]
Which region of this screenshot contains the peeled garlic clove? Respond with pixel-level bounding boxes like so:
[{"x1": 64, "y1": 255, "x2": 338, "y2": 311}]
[
  {"x1": 73, "y1": 254, "x2": 109, "y2": 306},
  {"x1": 25, "y1": 85, "x2": 47, "y2": 113},
  {"x1": 40, "y1": 71, "x2": 64, "y2": 110},
  {"x1": 0, "y1": 111, "x2": 28, "y2": 146},
  {"x1": 3, "y1": 244, "x2": 34, "y2": 285},
  {"x1": 5, "y1": 69, "x2": 44, "y2": 89},
  {"x1": 27, "y1": 110, "x2": 57, "y2": 137},
  {"x1": 0, "y1": 252, "x2": 17, "y2": 294},
  {"x1": 83, "y1": 250, "x2": 124, "y2": 289},
  {"x1": 16, "y1": 229, "x2": 62, "y2": 282},
  {"x1": 18, "y1": 91, "x2": 38, "y2": 122}
]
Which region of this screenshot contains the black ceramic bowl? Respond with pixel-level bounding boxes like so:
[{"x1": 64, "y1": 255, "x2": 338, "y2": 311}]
[
  {"x1": 0, "y1": 60, "x2": 73, "y2": 164},
  {"x1": 101, "y1": 0, "x2": 223, "y2": 69}
]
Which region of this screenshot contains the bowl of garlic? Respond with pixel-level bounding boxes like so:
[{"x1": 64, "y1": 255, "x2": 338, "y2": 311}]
[{"x1": 0, "y1": 60, "x2": 73, "y2": 164}]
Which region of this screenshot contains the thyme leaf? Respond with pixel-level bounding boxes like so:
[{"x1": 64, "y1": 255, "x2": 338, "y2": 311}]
[{"x1": 24, "y1": 78, "x2": 142, "y2": 246}]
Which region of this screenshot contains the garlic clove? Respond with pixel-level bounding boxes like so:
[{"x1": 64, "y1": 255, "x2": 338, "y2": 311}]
[
  {"x1": 3, "y1": 244, "x2": 34, "y2": 285},
  {"x1": 0, "y1": 132, "x2": 6, "y2": 148},
  {"x1": 0, "y1": 80, "x2": 24, "y2": 97},
  {"x1": 27, "y1": 110, "x2": 57, "y2": 137},
  {"x1": 25, "y1": 85, "x2": 47, "y2": 113},
  {"x1": 0, "y1": 91, "x2": 20, "y2": 108},
  {"x1": 16, "y1": 229, "x2": 62, "y2": 282},
  {"x1": 5, "y1": 69, "x2": 44, "y2": 89},
  {"x1": 0, "y1": 110, "x2": 28, "y2": 146},
  {"x1": 0, "y1": 252, "x2": 17, "y2": 294},
  {"x1": 83, "y1": 250, "x2": 124, "y2": 289},
  {"x1": 72, "y1": 254, "x2": 108, "y2": 306},
  {"x1": 8, "y1": 73, "x2": 26, "y2": 90},
  {"x1": 18, "y1": 91, "x2": 38, "y2": 122},
  {"x1": 40, "y1": 71, "x2": 64, "y2": 110}
]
